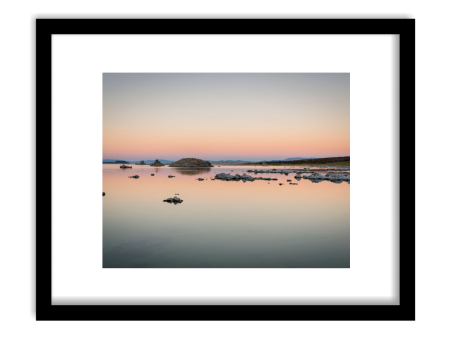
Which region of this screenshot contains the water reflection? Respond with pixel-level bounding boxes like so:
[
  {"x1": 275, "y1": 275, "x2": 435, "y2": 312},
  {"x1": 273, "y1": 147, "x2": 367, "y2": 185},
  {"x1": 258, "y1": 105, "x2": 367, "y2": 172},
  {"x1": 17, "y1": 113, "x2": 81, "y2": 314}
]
[
  {"x1": 171, "y1": 167, "x2": 212, "y2": 176},
  {"x1": 103, "y1": 164, "x2": 350, "y2": 268}
]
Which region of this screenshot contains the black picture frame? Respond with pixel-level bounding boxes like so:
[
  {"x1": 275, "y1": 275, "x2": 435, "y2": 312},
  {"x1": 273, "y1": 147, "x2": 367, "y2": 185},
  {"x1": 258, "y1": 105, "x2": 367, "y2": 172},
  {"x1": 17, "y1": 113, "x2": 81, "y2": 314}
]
[{"x1": 36, "y1": 18, "x2": 415, "y2": 321}]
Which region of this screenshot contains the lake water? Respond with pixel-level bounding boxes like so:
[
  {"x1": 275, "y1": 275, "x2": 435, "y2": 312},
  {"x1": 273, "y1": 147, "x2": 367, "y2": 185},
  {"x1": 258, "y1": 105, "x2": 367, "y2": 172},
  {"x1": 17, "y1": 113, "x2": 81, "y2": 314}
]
[{"x1": 103, "y1": 164, "x2": 350, "y2": 268}]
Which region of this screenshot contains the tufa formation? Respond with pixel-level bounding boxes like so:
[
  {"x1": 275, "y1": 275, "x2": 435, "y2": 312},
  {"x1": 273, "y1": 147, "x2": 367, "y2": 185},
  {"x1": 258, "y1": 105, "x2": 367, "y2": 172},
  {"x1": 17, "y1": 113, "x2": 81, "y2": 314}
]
[
  {"x1": 169, "y1": 158, "x2": 214, "y2": 167},
  {"x1": 150, "y1": 159, "x2": 165, "y2": 167}
]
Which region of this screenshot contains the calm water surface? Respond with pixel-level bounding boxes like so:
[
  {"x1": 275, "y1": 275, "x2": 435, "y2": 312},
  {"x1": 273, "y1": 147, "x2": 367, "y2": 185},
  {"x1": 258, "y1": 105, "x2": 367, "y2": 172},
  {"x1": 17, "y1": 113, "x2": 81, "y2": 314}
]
[{"x1": 103, "y1": 164, "x2": 350, "y2": 268}]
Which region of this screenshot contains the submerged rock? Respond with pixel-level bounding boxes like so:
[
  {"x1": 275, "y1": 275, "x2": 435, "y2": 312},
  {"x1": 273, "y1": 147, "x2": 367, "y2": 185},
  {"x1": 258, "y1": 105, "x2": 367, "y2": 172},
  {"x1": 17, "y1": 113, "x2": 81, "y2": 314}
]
[{"x1": 169, "y1": 158, "x2": 213, "y2": 167}]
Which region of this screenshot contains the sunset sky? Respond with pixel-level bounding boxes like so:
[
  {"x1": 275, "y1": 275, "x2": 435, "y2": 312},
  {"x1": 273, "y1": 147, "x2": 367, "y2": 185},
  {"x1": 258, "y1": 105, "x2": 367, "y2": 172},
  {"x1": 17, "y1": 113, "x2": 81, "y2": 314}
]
[{"x1": 103, "y1": 73, "x2": 349, "y2": 161}]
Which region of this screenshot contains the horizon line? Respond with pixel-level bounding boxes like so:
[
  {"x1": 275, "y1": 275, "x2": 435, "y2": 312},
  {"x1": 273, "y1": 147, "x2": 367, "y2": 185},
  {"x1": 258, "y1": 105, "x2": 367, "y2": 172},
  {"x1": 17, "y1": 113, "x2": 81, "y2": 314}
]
[{"x1": 103, "y1": 155, "x2": 350, "y2": 161}]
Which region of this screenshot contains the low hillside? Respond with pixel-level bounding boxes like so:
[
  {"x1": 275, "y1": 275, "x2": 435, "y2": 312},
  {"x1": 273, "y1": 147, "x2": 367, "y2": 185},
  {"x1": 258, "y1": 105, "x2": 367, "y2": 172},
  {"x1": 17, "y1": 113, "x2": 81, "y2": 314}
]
[{"x1": 245, "y1": 156, "x2": 350, "y2": 166}]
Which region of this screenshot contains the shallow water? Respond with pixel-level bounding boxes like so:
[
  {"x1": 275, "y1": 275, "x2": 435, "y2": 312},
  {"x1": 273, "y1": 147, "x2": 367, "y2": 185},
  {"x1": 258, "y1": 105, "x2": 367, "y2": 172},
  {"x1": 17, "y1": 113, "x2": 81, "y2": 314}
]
[{"x1": 103, "y1": 164, "x2": 350, "y2": 268}]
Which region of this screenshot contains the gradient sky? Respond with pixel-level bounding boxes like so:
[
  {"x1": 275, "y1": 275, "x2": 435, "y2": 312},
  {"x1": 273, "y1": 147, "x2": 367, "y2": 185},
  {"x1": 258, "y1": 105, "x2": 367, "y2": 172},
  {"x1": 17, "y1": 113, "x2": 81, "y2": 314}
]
[{"x1": 103, "y1": 73, "x2": 349, "y2": 161}]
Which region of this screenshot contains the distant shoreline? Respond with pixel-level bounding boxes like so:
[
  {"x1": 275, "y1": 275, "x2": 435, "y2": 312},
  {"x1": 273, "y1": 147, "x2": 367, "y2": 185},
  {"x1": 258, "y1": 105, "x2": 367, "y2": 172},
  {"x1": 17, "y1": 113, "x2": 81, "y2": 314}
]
[{"x1": 103, "y1": 156, "x2": 350, "y2": 167}]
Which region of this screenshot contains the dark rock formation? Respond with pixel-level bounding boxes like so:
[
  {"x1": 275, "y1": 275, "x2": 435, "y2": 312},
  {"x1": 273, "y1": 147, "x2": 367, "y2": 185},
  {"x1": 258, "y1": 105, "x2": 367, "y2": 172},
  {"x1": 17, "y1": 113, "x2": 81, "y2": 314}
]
[
  {"x1": 150, "y1": 159, "x2": 165, "y2": 167},
  {"x1": 164, "y1": 196, "x2": 183, "y2": 204},
  {"x1": 168, "y1": 158, "x2": 214, "y2": 167}
]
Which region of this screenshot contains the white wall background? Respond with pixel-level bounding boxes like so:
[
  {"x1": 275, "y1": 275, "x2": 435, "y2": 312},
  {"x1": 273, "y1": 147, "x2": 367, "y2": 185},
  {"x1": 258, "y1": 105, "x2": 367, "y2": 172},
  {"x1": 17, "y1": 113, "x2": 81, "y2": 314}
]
[
  {"x1": 0, "y1": 0, "x2": 449, "y2": 337},
  {"x1": 51, "y1": 34, "x2": 397, "y2": 306}
]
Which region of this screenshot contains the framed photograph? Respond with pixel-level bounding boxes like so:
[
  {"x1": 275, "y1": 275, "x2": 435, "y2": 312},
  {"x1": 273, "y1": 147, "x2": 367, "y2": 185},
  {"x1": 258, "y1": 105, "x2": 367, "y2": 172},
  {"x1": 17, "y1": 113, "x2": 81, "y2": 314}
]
[{"x1": 36, "y1": 19, "x2": 415, "y2": 320}]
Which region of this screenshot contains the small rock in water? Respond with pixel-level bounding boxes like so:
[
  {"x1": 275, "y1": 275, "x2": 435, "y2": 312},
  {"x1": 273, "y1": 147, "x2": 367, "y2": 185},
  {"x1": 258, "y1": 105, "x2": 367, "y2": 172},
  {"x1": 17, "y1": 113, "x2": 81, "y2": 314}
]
[
  {"x1": 168, "y1": 175, "x2": 175, "y2": 178},
  {"x1": 102, "y1": 192, "x2": 105, "y2": 196},
  {"x1": 164, "y1": 196, "x2": 183, "y2": 204},
  {"x1": 128, "y1": 175, "x2": 139, "y2": 179}
]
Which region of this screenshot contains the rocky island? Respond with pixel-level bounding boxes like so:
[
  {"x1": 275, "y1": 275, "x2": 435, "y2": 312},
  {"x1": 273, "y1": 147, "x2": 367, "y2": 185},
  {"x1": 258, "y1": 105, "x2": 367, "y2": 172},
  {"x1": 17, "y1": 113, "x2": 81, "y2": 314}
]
[
  {"x1": 150, "y1": 159, "x2": 165, "y2": 167},
  {"x1": 169, "y1": 158, "x2": 214, "y2": 167}
]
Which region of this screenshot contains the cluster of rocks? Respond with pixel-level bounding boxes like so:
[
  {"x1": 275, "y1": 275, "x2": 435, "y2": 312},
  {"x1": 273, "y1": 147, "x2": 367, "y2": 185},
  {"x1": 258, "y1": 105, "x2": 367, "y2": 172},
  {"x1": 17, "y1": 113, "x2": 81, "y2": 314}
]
[
  {"x1": 214, "y1": 173, "x2": 278, "y2": 182},
  {"x1": 163, "y1": 196, "x2": 183, "y2": 204},
  {"x1": 169, "y1": 158, "x2": 213, "y2": 167},
  {"x1": 247, "y1": 168, "x2": 313, "y2": 175},
  {"x1": 120, "y1": 164, "x2": 132, "y2": 169},
  {"x1": 150, "y1": 159, "x2": 165, "y2": 167},
  {"x1": 247, "y1": 167, "x2": 350, "y2": 174},
  {"x1": 315, "y1": 165, "x2": 351, "y2": 170},
  {"x1": 213, "y1": 171, "x2": 350, "y2": 184},
  {"x1": 247, "y1": 169, "x2": 294, "y2": 174},
  {"x1": 302, "y1": 172, "x2": 350, "y2": 184}
]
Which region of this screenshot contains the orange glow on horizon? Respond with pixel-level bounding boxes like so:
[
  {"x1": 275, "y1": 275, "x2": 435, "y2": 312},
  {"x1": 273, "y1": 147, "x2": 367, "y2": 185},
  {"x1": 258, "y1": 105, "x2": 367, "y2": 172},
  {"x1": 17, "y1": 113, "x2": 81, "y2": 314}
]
[{"x1": 103, "y1": 73, "x2": 350, "y2": 161}]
